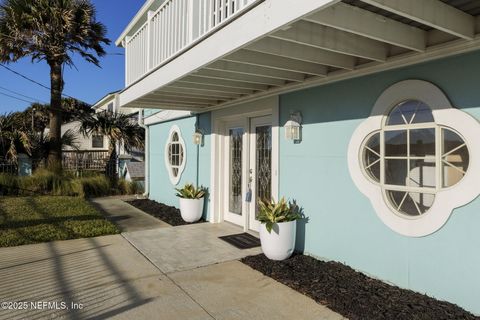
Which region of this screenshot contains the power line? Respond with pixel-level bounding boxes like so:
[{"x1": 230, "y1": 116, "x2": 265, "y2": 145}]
[
  {"x1": 0, "y1": 63, "x2": 50, "y2": 91},
  {"x1": 0, "y1": 63, "x2": 91, "y2": 105},
  {"x1": 0, "y1": 85, "x2": 47, "y2": 104},
  {"x1": 0, "y1": 91, "x2": 35, "y2": 104}
]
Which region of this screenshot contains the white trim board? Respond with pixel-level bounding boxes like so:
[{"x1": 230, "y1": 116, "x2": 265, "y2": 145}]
[{"x1": 144, "y1": 110, "x2": 193, "y2": 126}]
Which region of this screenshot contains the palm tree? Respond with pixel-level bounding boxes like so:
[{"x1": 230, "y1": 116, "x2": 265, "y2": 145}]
[
  {"x1": 0, "y1": 0, "x2": 110, "y2": 171},
  {"x1": 0, "y1": 113, "x2": 31, "y2": 160},
  {"x1": 80, "y1": 111, "x2": 144, "y2": 176}
]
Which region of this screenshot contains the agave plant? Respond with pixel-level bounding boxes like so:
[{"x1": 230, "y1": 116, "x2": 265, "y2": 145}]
[
  {"x1": 175, "y1": 183, "x2": 206, "y2": 199},
  {"x1": 257, "y1": 197, "x2": 302, "y2": 233}
]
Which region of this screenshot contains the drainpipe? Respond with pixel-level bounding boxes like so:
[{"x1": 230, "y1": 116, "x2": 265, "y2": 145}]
[
  {"x1": 195, "y1": 113, "x2": 200, "y2": 188},
  {"x1": 139, "y1": 109, "x2": 149, "y2": 197}
]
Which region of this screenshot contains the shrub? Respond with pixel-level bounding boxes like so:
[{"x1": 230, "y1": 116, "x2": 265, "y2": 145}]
[
  {"x1": 0, "y1": 170, "x2": 142, "y2": 197},
  {"x1": 0, "y1": 173, "x2": 20, "y2": 195},
  {"x1": 79, "y1": 175, "x2": 111, "y2": 197}
]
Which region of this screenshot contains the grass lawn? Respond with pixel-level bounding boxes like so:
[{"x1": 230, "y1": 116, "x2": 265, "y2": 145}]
[{"x1": 0, "y1": 196, "x2": 119, "y2": 247}]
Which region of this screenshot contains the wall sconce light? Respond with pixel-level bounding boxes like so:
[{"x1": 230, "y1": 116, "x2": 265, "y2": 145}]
[
  {"x1": 285, "y1": 111, "x2": 302, "y2": 141},
  {"x1": 193, "y1": 129, "x2": 204, "y2": 146}
]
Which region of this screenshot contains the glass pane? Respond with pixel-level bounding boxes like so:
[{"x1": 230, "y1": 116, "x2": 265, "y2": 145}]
[
  {"x1": 385, "y1": 159, "x2": 408, "y2": 186},
  {"x1": 229, "y1": 128, "x2": 243, "y2": 215},
  {"x1": 409, "y1": 159, "x2": 436, "y2": 188},
  {"x1": 386, "y1": 190, "x2": 434, "y2": 217},
  {"x1": 442, "y1": 128, "x2": 469, "y2": 187},
  {"x1": 387, "y1": 100, "x2": 434, "y2": 125},
  {"x1": 410, "y1": 101, "x2": 434, "y2": 124},
  {"x1": 402, "y1": 192, "x2": 434, "y2": 216},
  {"x1": 386, "y1": 190, "x2": 406, "y2": 210},
  {"x1": 410, "y1": 128, "x2": 435, "y2": 157},
  {"x1": 385, "y1": 130, "x2": 407, "y2": 157},
  {"x1": 256, "y1": 125, "x2": 272, "y2": 205},
  {"x1": 363, "y1": 132, "x2": 381, "y2": 182},
  {"x1": 387, "y1": 104, "x2": 408, "y2": 125},
  {"x1": 366, "y1": 160, "x2": 380, "y2": 182},
  {"x1": 365, "y1": 132, "x2": 380, "y2": 154}
]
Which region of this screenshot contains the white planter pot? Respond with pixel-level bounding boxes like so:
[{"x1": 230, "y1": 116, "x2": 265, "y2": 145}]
[
  {"x1": 178, "y1": 197, "x2": 204, "y2": 223},
  {"x1": 259, "y1": 220, "x2": 297, "y2": 261}
]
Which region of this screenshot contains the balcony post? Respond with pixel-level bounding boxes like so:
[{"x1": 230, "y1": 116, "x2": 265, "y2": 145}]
[
  {"x1": 124, "y1": 36, "x2": 131, "y2": 86},
  {"x1": 147, "y1": 10, "x2": 155, "y2": 71},
  {"x1": 187, "y1": 0, "x2": 194, "y2": 43}
]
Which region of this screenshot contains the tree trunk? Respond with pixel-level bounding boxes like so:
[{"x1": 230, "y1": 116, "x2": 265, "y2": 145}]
[
  {"x1": 47, "y1": 61, "x2": 63, "y2": 172},
  {"x1": 108, "y1": 139, "x2": 118, "y2": 182}
]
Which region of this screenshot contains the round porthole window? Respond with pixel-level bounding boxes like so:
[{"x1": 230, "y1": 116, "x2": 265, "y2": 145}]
[
  {"x1": 349, "y1": 80, "x2": 480, "y2": 237},
  {"x1": 165, "y1": 125, "x2": 186, "y2": 185}
]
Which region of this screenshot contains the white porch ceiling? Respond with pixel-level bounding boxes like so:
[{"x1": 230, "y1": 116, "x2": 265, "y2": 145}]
[{"x1": 120, "y1": 0, "x2": 480, "y2": 112}]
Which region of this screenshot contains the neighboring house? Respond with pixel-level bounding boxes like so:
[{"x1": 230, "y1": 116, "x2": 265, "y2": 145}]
[
  {"x1": 91, "y1": 91, "x2": 144, "y2": 160},
  {"x1": 56, "y1": 91, "x2": 145, "y2": 176},
  {"x1": 61, "y1": 120, "x2": 108, "y2": 152},
  {"x1": 116, "y1": 0, "x2": 480, "y2": 314}
]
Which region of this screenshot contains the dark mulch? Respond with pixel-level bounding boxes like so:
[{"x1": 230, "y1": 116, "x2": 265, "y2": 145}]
[
  {"x1": 241, "y1": 254, "x2": 479, "y2": 320},
  {"x1": 125, "y1": 199, "x2": 206, "y2": 226}
]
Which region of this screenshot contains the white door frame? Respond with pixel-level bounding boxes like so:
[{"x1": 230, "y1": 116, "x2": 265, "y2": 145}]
[{"x1": 210, "y1": 96, "x2": 279, "y2": 231}]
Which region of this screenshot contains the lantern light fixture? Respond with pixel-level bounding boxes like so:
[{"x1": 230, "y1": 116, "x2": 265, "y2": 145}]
[
  {"x1": 193, "y1": 129, "x2": 203, "y2": 146},
  {"x1": 285, "y1": 111, "x2": 302, "y2": 141}
]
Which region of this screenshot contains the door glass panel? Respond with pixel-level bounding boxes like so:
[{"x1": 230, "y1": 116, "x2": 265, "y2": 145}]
[
  {"x1": 229, "y1": 128, "x2": 243, "y2": 215},
  {"x1": 255, "y1": 125, "x2": 272, "y2": 210}
]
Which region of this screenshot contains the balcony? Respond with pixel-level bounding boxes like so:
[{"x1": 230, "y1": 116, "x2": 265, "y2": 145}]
[
  {"x1": 123, "y1": 0, "x2": 262, "y2": 86},
  {"x1": 117, "y1": 0, "x2": 480, "y2": 112}
]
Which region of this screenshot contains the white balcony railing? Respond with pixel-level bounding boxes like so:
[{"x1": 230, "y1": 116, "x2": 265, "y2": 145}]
[{"x1": 125, "y1": 0, "x2": 261, "y2": 86}]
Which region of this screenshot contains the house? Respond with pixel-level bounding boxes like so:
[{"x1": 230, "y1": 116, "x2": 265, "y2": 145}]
[
  {"x1": 115, "y1": 0, "x2": 480, "y2": 314},
  {"x1": 60, "y1": 91, "x2": 145, "y2": 174}
]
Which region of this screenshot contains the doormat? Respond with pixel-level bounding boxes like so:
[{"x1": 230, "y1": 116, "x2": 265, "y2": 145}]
[{"x1": 219, "y1": 233, "x2": 261, "y2": 249}]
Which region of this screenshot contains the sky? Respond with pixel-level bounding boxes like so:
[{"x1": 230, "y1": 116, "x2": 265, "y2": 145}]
[{"x1": 0, "y1": 0, "x2": 145, "y2": 113}]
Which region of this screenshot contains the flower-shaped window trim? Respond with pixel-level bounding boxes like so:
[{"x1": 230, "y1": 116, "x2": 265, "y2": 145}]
[{"x1": 348, "y1": 80, "x2": 480, "y2": 237}]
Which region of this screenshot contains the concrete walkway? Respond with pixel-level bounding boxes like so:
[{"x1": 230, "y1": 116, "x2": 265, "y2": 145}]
[
  {"x1": 90, "y1": 196, "x2": 170, "y2": 232},
  {"x1": 0, "y1": 197, "x2": 345, "y2": 319}
]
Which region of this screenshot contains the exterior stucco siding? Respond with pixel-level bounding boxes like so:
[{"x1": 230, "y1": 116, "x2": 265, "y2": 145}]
[
  {"x1": 279, "y1": 50, "x2": 480, "y2": 314},
  {"x1": 148, "y1": 113, "x2": 211, "y2": 219}
]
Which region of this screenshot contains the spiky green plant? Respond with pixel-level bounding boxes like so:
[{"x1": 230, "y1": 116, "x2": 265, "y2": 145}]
[
  {"x1": 257, "y1": 197, "x2": 301, "y2": 233},
  {"x1": 175, "y1": 183, "x2": 206, "y2": 199}
]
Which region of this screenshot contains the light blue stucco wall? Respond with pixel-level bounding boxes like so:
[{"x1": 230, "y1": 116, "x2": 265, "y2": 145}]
[
  {"x1": 148, "y1": 113, "x2": 211, "y2": 219},
  {"x1": 279, "y1": 50, "x2": 480, "y2": 314}
]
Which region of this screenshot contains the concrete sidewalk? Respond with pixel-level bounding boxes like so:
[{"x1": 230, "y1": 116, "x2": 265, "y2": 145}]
[
  {"x1": 0, "y1": 197, "x2": 344, "y2": 319},
  {"x1": 90, "y1": 196, "x2": 170, "y2": 232}
]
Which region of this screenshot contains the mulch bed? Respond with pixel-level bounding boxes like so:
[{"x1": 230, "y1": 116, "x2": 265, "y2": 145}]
[
  {"x1": 241, "y1": 254, "x2": 479, "y2": 320},
  {"x1": 125, "y1": 199, "x2": 206, "y2": 226}
]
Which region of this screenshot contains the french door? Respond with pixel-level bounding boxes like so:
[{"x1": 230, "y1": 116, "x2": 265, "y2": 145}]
[{"x1": 224, "y1": 116, "x2": 272, "y2": 232}]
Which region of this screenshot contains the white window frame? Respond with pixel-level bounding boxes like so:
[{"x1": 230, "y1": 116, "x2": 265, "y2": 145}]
[
  {"x1": 164, "y1": 125, "x2": 186, "y2": 185},
  {"x1": 348, "y1": 80, "x2": 480, "y2": 237}
]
